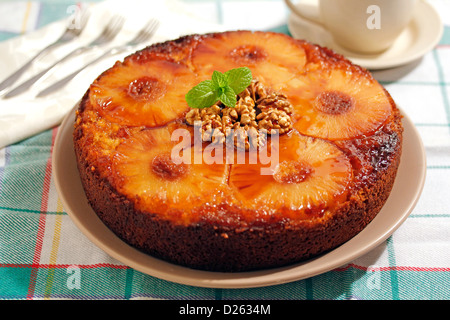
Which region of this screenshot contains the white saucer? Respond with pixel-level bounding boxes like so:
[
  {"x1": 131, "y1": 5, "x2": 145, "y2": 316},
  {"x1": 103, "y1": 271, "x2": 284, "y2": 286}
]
[
  {"x1": 52, "y1": 105, "x2": 426, "y2": 288},
  {"x1": 287, "y1": 0, "x2": 443, "y2": 70}
]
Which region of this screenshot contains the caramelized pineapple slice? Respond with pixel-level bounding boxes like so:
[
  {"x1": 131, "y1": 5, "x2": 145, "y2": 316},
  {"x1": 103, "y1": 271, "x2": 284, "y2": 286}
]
[
  {"x1": 89, "y1": 58, "x2": 197, "y2": 127},
  {"x1": 191, "y1": 31, "x2": 307, "y2": 90},
  {"x1": 111, "y1": 127, "x2": 229, "y2": 221},
  {"x1": 229, "y1": 131, "x2": 352, "y2": 218},
  {"x1": 285, "y1": 67, "x2": 392, "y2": 140}
]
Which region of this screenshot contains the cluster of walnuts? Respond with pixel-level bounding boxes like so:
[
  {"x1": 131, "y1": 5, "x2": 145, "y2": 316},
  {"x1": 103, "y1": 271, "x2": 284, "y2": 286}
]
[{"x1": 185, "y1": 79, "x2": 293, "y2": 150}]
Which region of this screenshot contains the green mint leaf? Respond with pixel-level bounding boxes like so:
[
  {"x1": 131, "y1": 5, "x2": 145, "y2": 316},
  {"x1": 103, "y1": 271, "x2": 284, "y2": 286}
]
[
  {"x1": 224, "y1": 67, "x2": 252, "y2": 95},
  {"x1": 211, "y1": 70, "x2": 227, "y2": 88},
  {"x1": 185, "y1": 67, "x2": 253, "y2": 109},
  {"x1": 185, "y1": 80, "x2": 219, "y2": 109},
  {"x1": 219, "y1": 86, "x2": 236, "y2": 108}
]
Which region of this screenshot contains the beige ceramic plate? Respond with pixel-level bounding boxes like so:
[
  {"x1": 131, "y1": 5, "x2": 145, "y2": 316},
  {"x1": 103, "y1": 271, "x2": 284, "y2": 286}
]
[{"x1": 53, "y1": 105, "x2": 426, "y2": 289}]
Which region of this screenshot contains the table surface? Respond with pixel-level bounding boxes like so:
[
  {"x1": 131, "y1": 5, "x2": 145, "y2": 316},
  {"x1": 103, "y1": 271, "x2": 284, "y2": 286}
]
[{"x1": 0, "y1": 0, "x2": 449, "y2": 300}]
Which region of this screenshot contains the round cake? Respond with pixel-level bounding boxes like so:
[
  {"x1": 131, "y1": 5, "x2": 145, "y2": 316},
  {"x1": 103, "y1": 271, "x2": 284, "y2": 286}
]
[{"x1": 73, "y1": 30, "x2": 403, "y2": 272}]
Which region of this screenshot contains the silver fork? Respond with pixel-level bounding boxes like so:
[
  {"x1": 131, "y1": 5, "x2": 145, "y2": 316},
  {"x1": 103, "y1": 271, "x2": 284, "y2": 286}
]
[
  {"x1": 36, "y1": 19, "x2": 159, "y2": 98},
  {"x1": 3, "y1": 14, "x2": 125, "y2": 99},
  {"x1": 0, "y1": 8, "x2": 90, "y2": 94}
]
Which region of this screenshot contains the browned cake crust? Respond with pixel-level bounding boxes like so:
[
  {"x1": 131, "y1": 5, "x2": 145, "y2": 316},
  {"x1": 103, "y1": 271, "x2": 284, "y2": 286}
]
[{"x1": 73, "y1": 31, "x2": 403, "y2": 272}]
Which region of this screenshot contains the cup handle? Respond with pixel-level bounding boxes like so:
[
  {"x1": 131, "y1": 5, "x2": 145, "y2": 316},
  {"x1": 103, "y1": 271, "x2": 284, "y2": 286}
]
[{"x1": 284, "y1": 0, "x2": 323, "y2": 25}]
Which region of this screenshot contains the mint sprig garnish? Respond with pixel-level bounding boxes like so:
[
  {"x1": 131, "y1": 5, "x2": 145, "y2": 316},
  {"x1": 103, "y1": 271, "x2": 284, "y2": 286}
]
[{"x1": 185, "y1": 67, "x2": 252, "y2": 109}]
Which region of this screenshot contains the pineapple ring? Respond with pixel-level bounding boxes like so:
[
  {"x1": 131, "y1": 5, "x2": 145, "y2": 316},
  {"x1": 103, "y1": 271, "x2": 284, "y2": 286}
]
[
  {"x1": 88, "y1": 58, "x2": 197, "y2": 127},
  {"x1": 229, "y1": 131, "x2": 352, "y2": 217},
  {"x1": 285, "y1": 68, "x2": 392, "y2": 140},
  {"x1": 111, "y1": 127, "x2": 229, "y2": 216},
  {"x1": 190, "y1": 31, "x2": 307, "y2": 90}
]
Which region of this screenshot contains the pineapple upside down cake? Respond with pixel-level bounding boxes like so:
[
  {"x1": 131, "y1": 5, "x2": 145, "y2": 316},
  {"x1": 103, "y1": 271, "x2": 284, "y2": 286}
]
[{"x1": 73, "y1": 31, "x2": 403, "y2": 272}]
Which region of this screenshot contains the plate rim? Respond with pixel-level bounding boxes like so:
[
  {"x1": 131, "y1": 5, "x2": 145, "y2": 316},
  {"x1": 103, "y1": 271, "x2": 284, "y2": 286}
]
[{"x1": 52, "y1": 105, "x2": 426, "y2": 289}]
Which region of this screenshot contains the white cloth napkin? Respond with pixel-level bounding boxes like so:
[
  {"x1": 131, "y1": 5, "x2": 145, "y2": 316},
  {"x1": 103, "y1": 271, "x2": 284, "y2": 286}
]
[{"x1": 0, "y1": 0, "x2": 225, "y2": 149}]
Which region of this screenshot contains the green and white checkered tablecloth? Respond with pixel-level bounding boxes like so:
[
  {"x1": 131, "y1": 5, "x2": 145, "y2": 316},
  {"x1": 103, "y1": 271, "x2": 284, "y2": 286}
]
[{"x1": 0, "y1": 0, "x2": 449, "y2": 301}]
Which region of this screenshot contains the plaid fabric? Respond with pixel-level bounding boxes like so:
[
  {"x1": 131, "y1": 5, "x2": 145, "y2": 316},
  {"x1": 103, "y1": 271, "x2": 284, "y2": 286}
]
[{"x1": 1, "y1": 0, "x2": 450, "y2": 300}]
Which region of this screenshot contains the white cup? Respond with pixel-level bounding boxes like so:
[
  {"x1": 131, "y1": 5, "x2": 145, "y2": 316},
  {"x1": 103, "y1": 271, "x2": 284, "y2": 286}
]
[{"x1": 285, "y1": 0, "x2": 418, "y2": 54}]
